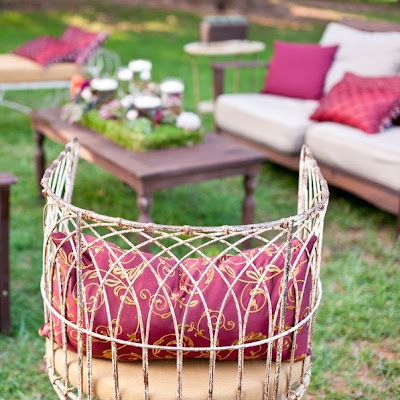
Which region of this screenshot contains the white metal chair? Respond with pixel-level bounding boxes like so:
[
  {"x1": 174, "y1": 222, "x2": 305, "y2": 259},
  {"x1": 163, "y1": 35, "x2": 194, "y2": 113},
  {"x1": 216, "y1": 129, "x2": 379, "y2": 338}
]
[{"x1": 40, "y1": 139, "x2": 329, "y2": 399}]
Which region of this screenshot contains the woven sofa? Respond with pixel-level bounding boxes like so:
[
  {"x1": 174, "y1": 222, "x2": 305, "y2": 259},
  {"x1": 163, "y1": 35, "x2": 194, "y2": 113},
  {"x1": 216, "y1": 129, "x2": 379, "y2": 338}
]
[{"x1": 213, "y1": 18, "x2": 400, "y2": 235}]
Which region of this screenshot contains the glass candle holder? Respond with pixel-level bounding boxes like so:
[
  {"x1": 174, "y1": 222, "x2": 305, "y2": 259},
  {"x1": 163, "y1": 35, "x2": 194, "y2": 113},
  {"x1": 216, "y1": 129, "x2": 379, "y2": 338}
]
[
  {"x1": 117, "y1": 67, "x2": 133, "y2": 97},
  {"x1": 133, "y1": 95, "x2": 162, "y2": 122},
  {"x1": 90, "y1": 78, "x2": 118, "y2": 105},
  {"x1": 128, "y1": 59, "x2": 152, "y2": 96},
  {"x1": 159, "y1": 78, "x2": 184, "y2": 115}
]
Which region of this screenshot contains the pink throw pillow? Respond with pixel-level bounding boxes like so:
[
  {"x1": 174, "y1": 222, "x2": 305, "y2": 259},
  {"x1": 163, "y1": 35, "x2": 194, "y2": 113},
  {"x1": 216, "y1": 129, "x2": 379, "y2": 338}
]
[
  {"x1": 340, "y1": 73, "x2": 400, "y2": 92},
  {"x1": 14, "y1": 36, "x2": 78, "y2": 66},
  {"x1": 39, "y1": 232, "x2": 317, "y2": 362},
  {"x1": 310, "y1": 73, "x2": 400, "y2": 133},
  {"x1": 61, "y1": 26, "x2": 108, "y2": 65},
  {"x1": 261, "y1": 41, "x2": 338, "y2": 100}
]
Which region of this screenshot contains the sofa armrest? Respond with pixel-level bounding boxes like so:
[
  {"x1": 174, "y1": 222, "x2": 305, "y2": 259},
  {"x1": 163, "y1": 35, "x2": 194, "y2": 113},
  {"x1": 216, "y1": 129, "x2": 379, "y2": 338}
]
[{"x1": 212, "y1": 60, "x2": 269, "y2": 99}]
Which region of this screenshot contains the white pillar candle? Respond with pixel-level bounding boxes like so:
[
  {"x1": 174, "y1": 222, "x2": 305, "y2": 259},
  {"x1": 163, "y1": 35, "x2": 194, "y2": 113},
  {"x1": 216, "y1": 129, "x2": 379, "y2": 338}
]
[
  {"x1": 90, "y1": 78, "x2": 118, "y2": 92},
  {"x1": 128, "y1": 59, "x2": 152, "y2": 73},
  {"x1": 133, "y1": 95, "x2": 162, "y2": 110},
  {"x1": 117, "y1": 67, "x2": 133, "y2": 81},
  {"x1": 160, "y1": 79, "x2": 184, "y2": 95},
  {"x1": 160, "y1": 78, "x2": 184, "y2": 115}
]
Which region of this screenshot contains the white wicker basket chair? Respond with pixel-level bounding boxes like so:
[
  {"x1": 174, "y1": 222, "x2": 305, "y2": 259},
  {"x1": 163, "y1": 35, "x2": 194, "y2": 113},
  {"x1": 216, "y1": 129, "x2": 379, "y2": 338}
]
[{"x1": 40, "y1": 138, "x2": 329, "y2": 400}]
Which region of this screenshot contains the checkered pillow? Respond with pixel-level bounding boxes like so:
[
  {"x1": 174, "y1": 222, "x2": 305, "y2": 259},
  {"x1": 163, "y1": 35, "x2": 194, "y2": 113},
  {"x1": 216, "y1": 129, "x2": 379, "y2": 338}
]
[{"x1": 310, "y1": 73, "x2": 400, "y2": 133}]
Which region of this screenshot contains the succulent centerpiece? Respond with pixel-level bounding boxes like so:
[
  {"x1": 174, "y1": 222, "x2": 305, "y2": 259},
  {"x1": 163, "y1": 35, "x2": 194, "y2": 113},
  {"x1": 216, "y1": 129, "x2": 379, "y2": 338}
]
[{"x1": 61, "y1": 59, "x2": 203, "y2": 152}]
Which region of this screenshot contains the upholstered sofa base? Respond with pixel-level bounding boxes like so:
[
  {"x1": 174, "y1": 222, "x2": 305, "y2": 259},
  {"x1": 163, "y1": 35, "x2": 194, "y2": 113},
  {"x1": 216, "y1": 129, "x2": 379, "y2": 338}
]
[{"x1": 218, "y1": 131, "x2": 400, "y2": 236}]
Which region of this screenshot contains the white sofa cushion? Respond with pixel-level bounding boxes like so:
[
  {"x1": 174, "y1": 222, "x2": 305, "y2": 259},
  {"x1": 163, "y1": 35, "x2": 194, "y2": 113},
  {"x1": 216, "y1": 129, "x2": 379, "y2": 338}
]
[
  {"x1": 320, "y1": 22, "x2": 400, "y2": 92},
  {"x1": 305, "y1": 122, "x2": 400, "y2": 191},
  {"x1": 215, "y1": 93, "x2": 318, "y2": 154}
]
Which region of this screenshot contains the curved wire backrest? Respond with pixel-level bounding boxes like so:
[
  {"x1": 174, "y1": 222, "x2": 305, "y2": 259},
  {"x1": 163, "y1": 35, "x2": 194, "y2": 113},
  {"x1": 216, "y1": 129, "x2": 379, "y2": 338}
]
[
  {"x1": 84, "y1": 48, "x2": 121, "y2": 79},
  {"x1": 40, "y1": 139, "x2": 329, "y2": 400}
]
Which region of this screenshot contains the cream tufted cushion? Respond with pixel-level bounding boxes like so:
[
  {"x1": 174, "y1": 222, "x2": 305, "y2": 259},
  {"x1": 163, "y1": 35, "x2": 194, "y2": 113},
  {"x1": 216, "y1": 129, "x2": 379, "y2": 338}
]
[
  {"x1": 0, "y1": 54, "x2": 81, "y2": 83},
  {"x1": 306, "y1": 122, "x2": 400, "y2": 191},
  {"x1": 215, "y1": 93, "x2": 318, "y2": 154},
  {"x1": 48, "y1": 340, "x2": 311, "y2": 400}
]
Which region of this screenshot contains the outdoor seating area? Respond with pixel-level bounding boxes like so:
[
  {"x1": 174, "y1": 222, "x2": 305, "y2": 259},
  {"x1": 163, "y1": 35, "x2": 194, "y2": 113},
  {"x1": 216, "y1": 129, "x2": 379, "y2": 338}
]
[
  {"x1": 213, "y1": 18, "x2": 400, "y2": 234},
  {"x1": 0, "y1": 1, "x2": 399, "y2": 399}
]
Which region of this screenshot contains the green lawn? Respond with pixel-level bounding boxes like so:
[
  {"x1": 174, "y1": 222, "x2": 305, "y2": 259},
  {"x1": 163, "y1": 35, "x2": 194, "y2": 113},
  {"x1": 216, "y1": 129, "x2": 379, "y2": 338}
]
[{"x1": 0, "y1": 3, "x2": 399, "y2": 399}]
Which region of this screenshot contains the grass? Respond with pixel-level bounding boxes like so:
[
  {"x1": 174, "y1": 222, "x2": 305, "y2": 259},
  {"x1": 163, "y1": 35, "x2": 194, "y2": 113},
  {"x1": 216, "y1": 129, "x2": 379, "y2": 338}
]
[{"x1": 0, "y1": 3, "x2": 399, "y2": 399}]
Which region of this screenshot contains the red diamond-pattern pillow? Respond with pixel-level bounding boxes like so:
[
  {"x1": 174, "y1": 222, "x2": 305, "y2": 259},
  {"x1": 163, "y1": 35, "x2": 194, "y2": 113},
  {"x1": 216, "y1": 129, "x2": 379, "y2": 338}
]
[
  {"x1": 341, "y1": 73, "x2": 400, "y2": 92},
  {"x1": 14, "y1": 36, "x2": 78, "y2": 66},
  {"x1": 61, "y1": 26, "x2": 108, "y2": 65},
  {"x1": 310, "y1": 73, "x2": 400, "y2": 134}
]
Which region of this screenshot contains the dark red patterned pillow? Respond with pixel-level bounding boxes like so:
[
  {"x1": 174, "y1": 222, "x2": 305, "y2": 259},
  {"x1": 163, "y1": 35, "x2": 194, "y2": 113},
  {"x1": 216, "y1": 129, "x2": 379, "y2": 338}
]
[
  {"x1": 39, "y1": 232, "x2": 316, "y2": 362},
  {"x1": 310, "y1": 73, "x2": 400, "y2": 133},
  {"x1": 61, "y1": 26, "x2": 108, "y2": 65},
  {"x1": 341, "y1": 73, "x2": 400, "y2": 92},
  {"x1": 14, "y1": 36, "x2": 78, "y2": 66}
]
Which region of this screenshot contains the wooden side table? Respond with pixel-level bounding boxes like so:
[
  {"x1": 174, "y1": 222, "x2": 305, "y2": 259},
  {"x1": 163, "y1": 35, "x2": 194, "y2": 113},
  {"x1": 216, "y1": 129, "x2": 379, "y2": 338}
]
[
  {"x1": 0, "y1": 172, "x2": 17, "y2": 335},
  {"x1": 184, "y1": 40, "x2": 265, "y2": 113}
]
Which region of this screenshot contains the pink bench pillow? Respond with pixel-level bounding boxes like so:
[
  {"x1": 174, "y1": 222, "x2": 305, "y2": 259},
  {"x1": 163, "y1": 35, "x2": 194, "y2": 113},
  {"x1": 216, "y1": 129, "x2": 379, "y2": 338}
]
[
  {"x1": 61, "y1": 26, "x2": 108, "y2": 65},
  {"x1": 310, "y1": 73, "x2": 400, "y2": 133},
  {"x1": 14, "y1": 36, "x2": 78, "y2": 66},
  {"x1": 262, "y1": 41, "x2": 338, "y2": 100},
  {"x1": 39, "y1": 232, "x2": 316, "y2": 362}
]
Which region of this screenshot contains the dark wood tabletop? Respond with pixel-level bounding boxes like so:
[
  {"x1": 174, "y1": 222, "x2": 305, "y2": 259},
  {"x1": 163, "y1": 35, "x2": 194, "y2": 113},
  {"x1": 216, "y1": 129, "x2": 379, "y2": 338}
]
[{"x1": 31, "y1": 108, "x2": 267, "y2": 224}]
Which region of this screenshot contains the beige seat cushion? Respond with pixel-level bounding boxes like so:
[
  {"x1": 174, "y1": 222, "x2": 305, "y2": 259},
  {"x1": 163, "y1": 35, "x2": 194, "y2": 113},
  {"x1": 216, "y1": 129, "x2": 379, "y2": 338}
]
[
  {"x1": 48, "y1": 341, "x2": 310, "y2": 400},
  {"x1": 215, "y1": 93, "x2": 318, "y2": 154},
  {"x1": 0, "y1": 53, "x2": 81, "y2": 83},
  {"x1": 305, "y1": 122, "x2": 400, "y2": 191}
]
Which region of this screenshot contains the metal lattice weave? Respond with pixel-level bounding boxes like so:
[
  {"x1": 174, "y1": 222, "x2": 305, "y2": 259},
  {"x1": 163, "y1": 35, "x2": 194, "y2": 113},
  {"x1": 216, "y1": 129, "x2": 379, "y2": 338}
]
[{"x1": 40, "y1": 138, "x2": 329, "y2": 400}]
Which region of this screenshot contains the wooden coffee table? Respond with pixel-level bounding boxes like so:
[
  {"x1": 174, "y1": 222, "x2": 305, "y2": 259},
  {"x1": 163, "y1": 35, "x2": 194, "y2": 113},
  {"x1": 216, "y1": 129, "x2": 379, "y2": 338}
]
[{"x1": 31, "y1": 109, "x2": 266, "y2": 224}]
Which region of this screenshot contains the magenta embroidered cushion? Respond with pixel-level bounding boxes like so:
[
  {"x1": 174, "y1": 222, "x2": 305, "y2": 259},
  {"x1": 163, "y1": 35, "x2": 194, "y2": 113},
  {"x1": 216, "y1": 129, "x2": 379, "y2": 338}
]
[
  {"x1": 39, "y1": 232, "x2": 316, "y2": 361},
  {"x1": 61, "y1": 26, "x2": 108, "y2": 65},
  {"x1": 262, "y1": 41, "x2": 338, "y2": 100},
  {"x1": 310, "y1": 73, "x2": 400, "y2": 133},
  {"x1": 14, "y1": 36, "x2": 78, "y2": 66}
]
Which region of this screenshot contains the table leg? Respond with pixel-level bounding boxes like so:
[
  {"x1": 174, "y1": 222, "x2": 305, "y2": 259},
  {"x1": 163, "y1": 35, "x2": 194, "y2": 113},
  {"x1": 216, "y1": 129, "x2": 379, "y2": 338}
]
[
  {"x1": 190, "y1": 55, "x2": 201, "y2": 110},
  {"x1": 233, "y1": 54, "x2": 241, "y2": 92},
  {"x1": 242, "y1": 172, "x2": 259, "y2": 225},
  {"x1": 250, "y1": 53, "x2": 258, "y2": 92},
  {"x1": 0, "y1": 180, "x2": 14, "y2": 335},
  {"x1": 137, "y1": 193, "x2": 153, "y2": 224},
  {"x1": 0, "y1": 186, "x2": 10, "y2": 334},
  {"x1": 137, "y1": 193, "x2": 153, "y2": 253},
  {"x1": 34, "y1": 130, "x2": 45, "y2": 196}
]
